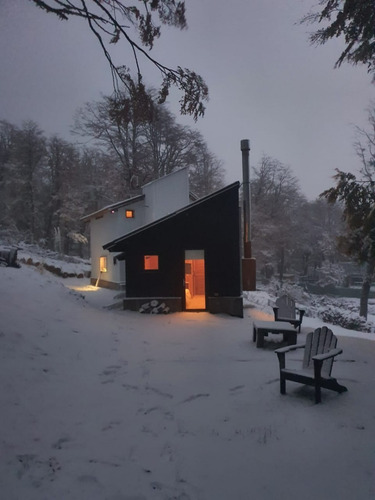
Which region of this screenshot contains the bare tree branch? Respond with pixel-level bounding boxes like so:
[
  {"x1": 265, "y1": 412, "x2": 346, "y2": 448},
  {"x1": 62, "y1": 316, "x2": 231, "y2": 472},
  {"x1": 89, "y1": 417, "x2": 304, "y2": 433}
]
[{"x1": 31, "y1": 0, "x2": 208, "y2": 120}]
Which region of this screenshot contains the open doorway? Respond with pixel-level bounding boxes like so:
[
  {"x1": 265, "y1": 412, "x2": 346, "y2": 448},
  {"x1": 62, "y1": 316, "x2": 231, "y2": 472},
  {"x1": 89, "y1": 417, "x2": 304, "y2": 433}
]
[{"x1": 184, "y1": 250, "x2": 206, "y2": 310}]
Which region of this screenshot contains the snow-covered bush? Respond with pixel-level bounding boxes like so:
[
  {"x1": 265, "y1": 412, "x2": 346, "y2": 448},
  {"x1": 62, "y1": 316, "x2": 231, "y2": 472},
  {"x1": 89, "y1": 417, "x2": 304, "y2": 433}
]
[
  {"x1": 258, "y1": 278, "x2": 308, "y2": 304},
  {"x1": 68, "y1": 231, "x2": 88, "y2": 245},
  {"x1": 318, "y1": 305, "x2": 374, "y2": 332},
  {"x1": 255, "y1": 279, "x2": 375, "y2": 333},
  {"x1": 307, "y1": 295, "x2": 375, "y2": 332},
  {"x1": 4, "y1": 241, "x2": 91, "y2": 279},
  {"x1": 316, "y1": 261, "x2": 346, "y2": 287}
]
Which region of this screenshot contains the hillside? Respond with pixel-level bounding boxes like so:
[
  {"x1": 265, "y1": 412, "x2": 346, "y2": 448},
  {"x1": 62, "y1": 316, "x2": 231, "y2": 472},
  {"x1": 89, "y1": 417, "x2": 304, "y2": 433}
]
[{"x1": 0, "y1": 258, "x2": 374, "y2": 499}]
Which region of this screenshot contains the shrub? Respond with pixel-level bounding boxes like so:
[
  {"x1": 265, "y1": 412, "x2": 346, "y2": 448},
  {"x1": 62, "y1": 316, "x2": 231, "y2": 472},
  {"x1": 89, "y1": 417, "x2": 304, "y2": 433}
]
[{"x1": 318, "y1": 305, "x2": 374, "y2": 332}]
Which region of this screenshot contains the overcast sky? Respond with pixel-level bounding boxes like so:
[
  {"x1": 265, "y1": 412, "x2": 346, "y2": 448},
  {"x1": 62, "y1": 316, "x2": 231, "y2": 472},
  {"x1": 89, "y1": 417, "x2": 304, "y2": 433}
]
[{"x1": 0, "y1": 0, "x2": 374, "y2": 200}]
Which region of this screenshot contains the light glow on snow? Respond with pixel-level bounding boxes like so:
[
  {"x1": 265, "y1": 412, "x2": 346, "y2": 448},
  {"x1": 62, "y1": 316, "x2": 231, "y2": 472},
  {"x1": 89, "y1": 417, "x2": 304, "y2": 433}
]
[
  {"x1": 0, "y1": 251, "x2": 374, "y2": 499},
  {"x1": 68, "y1": 284, "x2": 101, "y2": 293}
]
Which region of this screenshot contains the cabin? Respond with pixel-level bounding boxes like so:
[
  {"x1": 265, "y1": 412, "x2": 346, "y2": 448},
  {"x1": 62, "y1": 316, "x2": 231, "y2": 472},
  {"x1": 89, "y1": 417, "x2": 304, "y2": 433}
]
[
  {"x1": 81, "y1": 168, "x2": 191, "y2": 289},
  {"x1": 104, "y1": 182, "x2": 243, "y2": 317}
]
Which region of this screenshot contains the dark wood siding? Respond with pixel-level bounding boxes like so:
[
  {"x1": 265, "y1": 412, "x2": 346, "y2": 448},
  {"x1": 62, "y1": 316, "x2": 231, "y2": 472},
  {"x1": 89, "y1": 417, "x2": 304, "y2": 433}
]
[
  {"x1": 108, "y1": 183, "x2": 242, "y2": 307},
  {"x1": 125, "y1": 243, "x2": 182, "y2": 297}
]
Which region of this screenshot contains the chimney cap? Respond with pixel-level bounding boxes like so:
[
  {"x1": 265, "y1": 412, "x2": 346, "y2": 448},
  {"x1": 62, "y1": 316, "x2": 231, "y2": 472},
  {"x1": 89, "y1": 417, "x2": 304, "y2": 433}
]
[{"x1": 240, "y1": 139, "x2": 250, "y2": 151}]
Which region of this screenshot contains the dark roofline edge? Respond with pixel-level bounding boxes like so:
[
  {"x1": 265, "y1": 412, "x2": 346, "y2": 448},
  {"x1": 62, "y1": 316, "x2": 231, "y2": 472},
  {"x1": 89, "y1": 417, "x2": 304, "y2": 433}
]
[
  {"x1": 103, "y1": 181, "x2": 240, "y2": 251},
  {"x1": 80, "y1": 194, "x2": 145, "y2": 222},
  {"x1": 81, "y1": 167, "x2": 192, "y2": 222}
]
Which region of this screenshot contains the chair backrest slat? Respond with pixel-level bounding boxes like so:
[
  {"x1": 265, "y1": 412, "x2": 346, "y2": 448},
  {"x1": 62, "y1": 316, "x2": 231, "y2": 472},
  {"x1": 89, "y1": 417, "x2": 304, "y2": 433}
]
[
  {"x1": 302, "y1": 327, "x2": 338, "y2": 376},
  {"x1": 303, "y1": 332, "x2": 313, "y2": 369},
  {"x1": 275, "y1": 295, "x2": 296, "y2": 319}
]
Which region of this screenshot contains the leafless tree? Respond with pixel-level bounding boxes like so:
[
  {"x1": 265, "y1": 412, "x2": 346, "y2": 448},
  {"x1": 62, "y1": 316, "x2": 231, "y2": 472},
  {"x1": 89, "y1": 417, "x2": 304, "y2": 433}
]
[{"x1": 31, "y1": 0, "x2": 208, "y2": 120}]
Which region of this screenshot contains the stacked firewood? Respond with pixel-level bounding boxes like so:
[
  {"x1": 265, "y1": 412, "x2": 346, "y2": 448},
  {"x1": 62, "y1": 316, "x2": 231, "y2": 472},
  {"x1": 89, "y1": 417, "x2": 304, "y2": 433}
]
[{"x1": 139, "y1": 300, "x2": 170, "y2": 314}]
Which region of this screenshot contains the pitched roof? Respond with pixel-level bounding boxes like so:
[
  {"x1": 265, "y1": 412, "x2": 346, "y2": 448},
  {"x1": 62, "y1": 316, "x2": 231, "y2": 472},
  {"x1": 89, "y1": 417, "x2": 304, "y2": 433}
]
[
  {"x1": 81, "y1": 167, "x2": 196, "y2": 223},
  {"x1": 103, "y1": 182, "x2": 240, "y2": 252}
]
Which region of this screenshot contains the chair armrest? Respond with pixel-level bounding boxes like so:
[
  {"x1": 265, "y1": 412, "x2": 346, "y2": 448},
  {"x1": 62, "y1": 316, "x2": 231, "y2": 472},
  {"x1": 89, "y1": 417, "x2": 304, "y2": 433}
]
[
  {"x1": 275, "y1": 343, "x2": 305, "y2": 370},
  {"x1": 275, "y1": 342, "x2": 306, "y2": 355},
  {"x1": 296, "y1": 308, "x2": 305, "y2": 322},
  {"x1": 312, "y1": 348, "x2": 343, "y2": 362},
  {"x1": 312, "y1": 348, "x2": 343, "y2": 386},
  {"x1": 273, "y1": 306, "x2": 279, "y2": 320}
]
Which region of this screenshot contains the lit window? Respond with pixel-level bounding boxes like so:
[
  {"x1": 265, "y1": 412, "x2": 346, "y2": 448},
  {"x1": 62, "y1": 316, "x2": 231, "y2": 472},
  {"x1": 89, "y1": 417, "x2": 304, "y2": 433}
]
[
  {"x1": 144, "y1": 255, "x2": 159, "y2": 270},
  {"x1": 125, "y1": 209, "x2": 134, "y2": 218},
  {"x1": 100, "y1": 256, "x2": 107, "y2": 273}
]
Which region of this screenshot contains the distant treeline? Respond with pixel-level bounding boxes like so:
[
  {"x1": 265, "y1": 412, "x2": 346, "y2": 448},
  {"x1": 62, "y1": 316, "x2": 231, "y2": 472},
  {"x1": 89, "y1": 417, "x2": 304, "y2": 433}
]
[{"x1": 0, "y1": 95, "x2": 225, "y2": 256}]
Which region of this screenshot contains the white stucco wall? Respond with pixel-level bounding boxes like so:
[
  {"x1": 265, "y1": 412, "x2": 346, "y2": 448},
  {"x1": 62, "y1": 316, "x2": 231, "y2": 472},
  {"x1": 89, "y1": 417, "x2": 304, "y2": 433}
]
[
  {"x1": 87, "y1": 167, "x2": 190, "y2": 286},
  {"x1": 90, "y1": 201, "x2": 146, "y2": 285},
  {"x1": 142, "y1": 167, "x2": 190, "y2": 224}
]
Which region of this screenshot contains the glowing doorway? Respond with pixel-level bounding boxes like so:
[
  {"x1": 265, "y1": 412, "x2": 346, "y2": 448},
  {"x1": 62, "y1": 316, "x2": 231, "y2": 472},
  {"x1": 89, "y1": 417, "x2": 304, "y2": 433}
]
[{"x1": 184, "y1": 250, "x2": 206, "y2": 310}]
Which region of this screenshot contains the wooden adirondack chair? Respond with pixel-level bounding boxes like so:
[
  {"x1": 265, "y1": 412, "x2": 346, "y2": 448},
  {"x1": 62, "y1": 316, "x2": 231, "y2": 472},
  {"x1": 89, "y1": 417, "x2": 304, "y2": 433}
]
[
  {"x1": 275, "y1": 326, "x2": 348, "y2": 403},
  {"x1": 273, "y1": 294, "x2": 305, "y2": 332}
]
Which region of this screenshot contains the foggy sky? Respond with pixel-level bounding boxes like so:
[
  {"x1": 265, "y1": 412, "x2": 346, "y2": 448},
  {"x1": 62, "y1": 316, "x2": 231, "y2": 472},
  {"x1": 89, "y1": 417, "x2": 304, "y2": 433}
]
[{"x1": 0, "y1": 0, "x2": 374, "y2": 200}]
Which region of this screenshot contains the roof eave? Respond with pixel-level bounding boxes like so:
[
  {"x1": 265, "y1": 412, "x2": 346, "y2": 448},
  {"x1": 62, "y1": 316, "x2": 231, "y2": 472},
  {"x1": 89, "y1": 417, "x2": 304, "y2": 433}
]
[{"x1": 81, "y1": 194, "x2": 145, "y2": 222}]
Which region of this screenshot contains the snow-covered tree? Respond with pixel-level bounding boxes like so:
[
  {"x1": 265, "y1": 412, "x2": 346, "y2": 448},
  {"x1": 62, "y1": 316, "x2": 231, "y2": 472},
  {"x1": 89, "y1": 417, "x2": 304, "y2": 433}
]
[
  {"x1": 3, "y1": 121, "x2": 47, "y2": 242},
  {"x1": 302, "y1": 0, "x2": 375, "y2": 78},
  {"x1": 321, "y1": 170, "x2": 375, "y2": 318},
  {"x1": 186, "y1": 136, "x2": 225, "y2": 197},
  {"x1": 251, "y1": 155, "x2": 306, "y2": 282},
  {"x1": 74, "y1": 89, "x2": 224, "y2": 198},
  {"x1": 44, "y1": 136, "x2": 84, "y2": 253}
]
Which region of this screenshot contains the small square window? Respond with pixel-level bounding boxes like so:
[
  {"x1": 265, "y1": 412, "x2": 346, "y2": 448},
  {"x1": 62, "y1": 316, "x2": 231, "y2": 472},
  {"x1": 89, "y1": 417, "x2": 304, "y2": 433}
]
[
  {"x1": 144, "y1": 255, "x2": 159, "y2": 270},
  {"x1": 100, "y1": 256, "x2": 107, "y2": 273},
  {"x1": 125, "y1": 209, "x2": 134, "y2": 218}
]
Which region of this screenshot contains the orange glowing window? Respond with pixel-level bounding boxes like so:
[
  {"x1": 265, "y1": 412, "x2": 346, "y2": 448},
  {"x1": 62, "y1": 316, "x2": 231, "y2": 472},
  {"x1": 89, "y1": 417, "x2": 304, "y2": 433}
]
[
  {"x1": 99, "y1": 256, "x2": 107, "y2": 273},
  {"x1": 125, "y1": 209, "x2": 134, "y2": 218},
  {"x1": 144, "y1": 255, "x2": 159, "y2": 270}
]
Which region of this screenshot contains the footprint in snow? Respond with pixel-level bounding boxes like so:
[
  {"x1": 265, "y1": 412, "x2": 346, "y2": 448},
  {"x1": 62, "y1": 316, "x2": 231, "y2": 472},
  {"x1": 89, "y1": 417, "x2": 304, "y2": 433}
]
[
  {"x1": 229, "y1": 385, "x2": 245, "y2": 393},
  {"x1": 145, "y1": 386, "x2": 173, "y2": 399},
  {"x1": 181, "y1": 393, "x2": 210, "y2": 404},
  {"x1": 52, "y1": 436, "x2": 70, "y2": 450},
  {"x1": 99, "y1": 363, "x2": 126, "y2": 383}
]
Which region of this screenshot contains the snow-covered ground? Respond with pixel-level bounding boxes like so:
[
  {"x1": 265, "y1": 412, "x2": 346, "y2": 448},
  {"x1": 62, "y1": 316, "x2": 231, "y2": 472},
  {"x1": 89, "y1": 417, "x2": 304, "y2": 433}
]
[{"x1": 0, "y1": 258, "x2": 374, "y2": 500}]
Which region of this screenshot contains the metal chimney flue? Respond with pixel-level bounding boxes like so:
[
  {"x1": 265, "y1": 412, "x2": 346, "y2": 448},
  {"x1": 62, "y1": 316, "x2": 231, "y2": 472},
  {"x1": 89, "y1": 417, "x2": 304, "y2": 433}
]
[
  {"x1": 241, "y1": 139, "x2": 256, "y2": 291},
  {"x1": 241, "y1": 139, "x2": 251, "y2": 258}
]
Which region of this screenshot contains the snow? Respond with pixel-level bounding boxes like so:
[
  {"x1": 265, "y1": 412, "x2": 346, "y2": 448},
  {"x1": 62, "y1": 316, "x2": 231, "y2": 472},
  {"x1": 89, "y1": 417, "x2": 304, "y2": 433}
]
[{"x1": 0, "y1": 261, "x2": 374, "y2": 500}]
